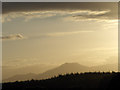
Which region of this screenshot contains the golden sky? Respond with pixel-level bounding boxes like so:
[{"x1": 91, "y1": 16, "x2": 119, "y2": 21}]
[{"x1": 2, "y1": 2, "x2": 118, "y2": 78}]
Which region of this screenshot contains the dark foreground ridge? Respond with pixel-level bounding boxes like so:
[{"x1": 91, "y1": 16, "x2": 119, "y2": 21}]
[{"x1": 2, "y1": 72, "x2": 120, "y2": 89}]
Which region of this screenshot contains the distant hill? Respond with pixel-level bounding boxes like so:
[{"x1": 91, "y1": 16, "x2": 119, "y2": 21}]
[
  {"x1": 3, "y1": 63, "x2": 117, "y2": 82},
  {"x1": 3, "y1": 64, "x2": 56, "y2": 80},
  {"x1": 3, "y1": 73, "x2": 36, "y2": 82},
  {"x1": 34, "y1": 62, "x2": 89, "y2": 80}
]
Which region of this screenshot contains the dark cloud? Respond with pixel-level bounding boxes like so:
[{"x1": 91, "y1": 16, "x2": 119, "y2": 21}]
[
  {"x1": 3, "y1": 3, "x2": 117, "y2": 12},
  {"x1": 1, "y1": 34, "x2": 24, "y2": 40},
  {"x1": 2, "y1": 2, "x2": 118, "y2": 21}
]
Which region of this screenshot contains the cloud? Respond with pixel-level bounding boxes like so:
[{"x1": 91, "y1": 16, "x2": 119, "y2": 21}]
[
  {"x1": 2, "y1": 2, "x2": 117, "y2": 22},
  {"x1": 1, "y1": 34, "x2": 24, "y2": 40},
  {"x1": 31, "y1": 30, "x2": 93, "y2": 39},
  {"x1": 44, "y1": 30, "x2": 93, "y2": 37},
  {"x1": 63, "y1": 10, "x2": 113, "y2": 22},
  {"x1": 2, "y1": 2, "x2": 117, "y2": 14},
  {"x1": 1, "y1": 31, "x2": 93, "y2": 41},
  {"x1": 72, "y1": 10, "x2": 110, "y2": 20},
  {"x1": 2, "y1": 10, "x2": 113, "y2": 22},
  {"x1": 2, "y1": 11, "x2": 57, "y2": 22}
]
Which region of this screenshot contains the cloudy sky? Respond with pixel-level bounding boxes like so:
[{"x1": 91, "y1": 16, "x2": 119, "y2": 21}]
[{"x1": 2, "y1": 2, "x2": 118, "y2": 78}]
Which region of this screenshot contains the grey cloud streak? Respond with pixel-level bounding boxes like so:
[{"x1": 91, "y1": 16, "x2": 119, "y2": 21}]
[
  {"x1": 1, "y1": 34, "x2": 24, "y2": 40},
  {"x1": 71, "y1": 10, "x2": 113, "y2": 21},
  {"x1": 3, "y1": 9, "x2": 113, "y2": 22}
]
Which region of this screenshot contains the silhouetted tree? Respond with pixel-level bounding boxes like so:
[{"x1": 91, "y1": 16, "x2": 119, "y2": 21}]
[{"x1": 2, "y1": 72, "x2": 120, "y2": 90}]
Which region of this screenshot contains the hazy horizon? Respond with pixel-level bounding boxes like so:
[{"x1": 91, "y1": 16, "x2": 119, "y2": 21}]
[{"x1": 2, "y1": 2, "x2": 118, "y2": 80}]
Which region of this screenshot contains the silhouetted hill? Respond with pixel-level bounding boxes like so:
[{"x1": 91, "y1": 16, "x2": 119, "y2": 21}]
[
  {"x1": 2, "y1": 72, "x2": 120, "y2": 89},
  {"x1": 34, "y1": 63, "x2": 89, "y2": 80},
  {"x1": 3, "y1": 63, "x2": 89, "y2": 82},
  {"x1": 3, "y1": 63, "x2": 117, "y2": 82}
]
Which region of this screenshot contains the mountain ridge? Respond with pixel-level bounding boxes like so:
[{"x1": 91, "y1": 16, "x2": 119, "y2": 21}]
[{"x1": 3, "y1": 62, "x2": 117, "y2": 82}]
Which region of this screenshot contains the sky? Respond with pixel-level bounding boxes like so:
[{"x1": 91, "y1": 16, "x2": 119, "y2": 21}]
[
  {"x1": 1, "y1": 0, "x2": 119, "y2": 2},
  {"x1": 2, "y1": 2, "x2": 118, "y2": 78}
]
